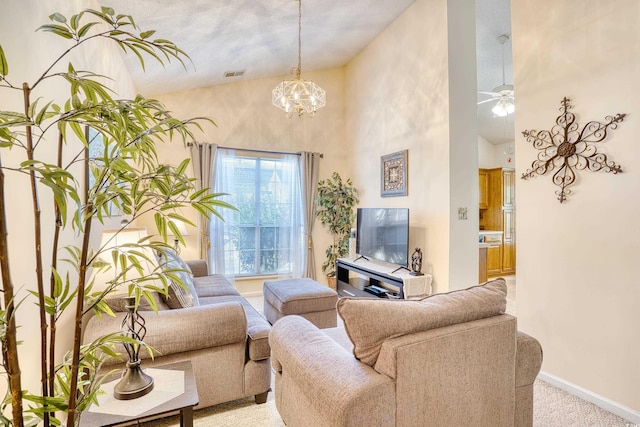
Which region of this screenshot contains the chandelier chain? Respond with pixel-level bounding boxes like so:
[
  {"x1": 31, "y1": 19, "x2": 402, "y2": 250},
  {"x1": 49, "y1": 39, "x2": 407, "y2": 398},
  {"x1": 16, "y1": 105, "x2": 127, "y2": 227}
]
[{"x1": 297, "y1": 0, "x2": 302, "y2": 78}]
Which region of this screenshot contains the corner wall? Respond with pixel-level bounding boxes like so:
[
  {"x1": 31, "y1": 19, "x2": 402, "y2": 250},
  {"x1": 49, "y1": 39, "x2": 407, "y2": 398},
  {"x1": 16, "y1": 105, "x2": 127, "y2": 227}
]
[
  {"x1": 345, "y1": 0, "x2": 478, "y2": 292},
  {"x1": 513, "y1": 0, "x2": 640, "y2": 417}
]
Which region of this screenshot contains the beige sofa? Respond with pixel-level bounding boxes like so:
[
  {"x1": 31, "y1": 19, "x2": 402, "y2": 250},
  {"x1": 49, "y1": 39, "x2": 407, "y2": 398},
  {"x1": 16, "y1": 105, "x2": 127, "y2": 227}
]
[
  {"x1": 270, "y1": 278, "x2": 543, "y2": 427},
  {"x1": 83, "y1": 259, "x2": 272, "y2": 409}
]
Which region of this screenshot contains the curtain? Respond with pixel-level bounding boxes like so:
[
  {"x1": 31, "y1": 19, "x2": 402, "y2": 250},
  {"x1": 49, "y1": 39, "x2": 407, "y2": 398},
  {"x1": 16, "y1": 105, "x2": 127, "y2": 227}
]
[
  {"x1": 210, "y1": 149, "x2": 305, "y2": 278},
  {"x1": 209, "y1": 148, "x2": 234, "y2": 275},
  {"x1": 281, "y1": 154, "x2": 304, "y2": 278},
  {"x1": 189, "y1": 143, "x2": 217, "y2": 261},
  {"x1": 299, "y1": 152, "x2": 321, "y2": 279}
]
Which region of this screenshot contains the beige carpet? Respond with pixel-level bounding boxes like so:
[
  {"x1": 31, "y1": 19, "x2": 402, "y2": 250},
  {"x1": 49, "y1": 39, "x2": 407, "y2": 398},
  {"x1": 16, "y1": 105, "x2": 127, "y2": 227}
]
[
  {"x1": 140, "y1": 284, "x2": 634, "y2": 426},
  {"x1": 141, "y1": 376, "x2": 633, "y2": 427},
  {"x1": 142, "y1": 376, "x2": 633, "y2": 427}
]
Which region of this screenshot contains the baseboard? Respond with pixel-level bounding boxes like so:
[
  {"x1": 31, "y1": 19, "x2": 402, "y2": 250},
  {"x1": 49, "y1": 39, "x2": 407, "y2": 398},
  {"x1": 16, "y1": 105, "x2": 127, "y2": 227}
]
[{"x1": 538, "y1": 371, "x2": 640, "y2": 424}]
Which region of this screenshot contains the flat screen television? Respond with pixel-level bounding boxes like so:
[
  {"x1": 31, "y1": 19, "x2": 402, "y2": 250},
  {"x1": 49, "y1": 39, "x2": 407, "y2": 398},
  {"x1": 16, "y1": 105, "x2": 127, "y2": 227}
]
[{"x1": 356, "y1": 208, "x2": 409, "y2": 267}]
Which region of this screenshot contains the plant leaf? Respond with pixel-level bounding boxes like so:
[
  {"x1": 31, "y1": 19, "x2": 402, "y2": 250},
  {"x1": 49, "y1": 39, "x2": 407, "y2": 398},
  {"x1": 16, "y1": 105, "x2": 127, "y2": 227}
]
[{"x1": 0, "y1": 44, "x2": 8, "y2": 76}]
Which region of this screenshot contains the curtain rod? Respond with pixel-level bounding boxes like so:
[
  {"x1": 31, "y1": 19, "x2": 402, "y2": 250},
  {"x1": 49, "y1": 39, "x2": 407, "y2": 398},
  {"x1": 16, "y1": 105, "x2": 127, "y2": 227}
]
[{"x1": 186, "y1": 143, "x2": 323, "y2": 158}]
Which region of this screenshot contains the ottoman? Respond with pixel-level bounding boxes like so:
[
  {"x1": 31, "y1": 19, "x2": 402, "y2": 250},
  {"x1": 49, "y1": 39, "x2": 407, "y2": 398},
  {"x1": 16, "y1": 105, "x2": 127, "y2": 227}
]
[{"x1": 263, "y1": 278, "x2": 338, "y2": 329}]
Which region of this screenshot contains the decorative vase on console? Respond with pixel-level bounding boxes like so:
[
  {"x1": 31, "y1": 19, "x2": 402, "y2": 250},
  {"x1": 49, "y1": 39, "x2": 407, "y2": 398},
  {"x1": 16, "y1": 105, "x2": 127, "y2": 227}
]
[{"x1": 410, "y1": 248, "x2": 424, "y2": 276}]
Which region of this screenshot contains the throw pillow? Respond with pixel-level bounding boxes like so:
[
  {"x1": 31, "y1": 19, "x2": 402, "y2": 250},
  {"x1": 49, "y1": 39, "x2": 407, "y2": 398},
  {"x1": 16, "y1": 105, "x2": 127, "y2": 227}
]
[
  {"x1": 155, "y1": 247, "x2": 200, "y2": 309},
  {"x1": 337, "y1": 278, "x2": 507, "y2": 366}
]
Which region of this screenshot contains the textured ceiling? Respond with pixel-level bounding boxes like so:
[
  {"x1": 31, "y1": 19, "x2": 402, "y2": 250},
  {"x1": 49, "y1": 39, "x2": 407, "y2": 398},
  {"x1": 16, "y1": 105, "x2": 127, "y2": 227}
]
[
  {"x1": 100, "y1": 0, "x2": 416, "y2": 95},
  {"x1": 100, "y1": 0, "x2": 513, "y2": 144}
]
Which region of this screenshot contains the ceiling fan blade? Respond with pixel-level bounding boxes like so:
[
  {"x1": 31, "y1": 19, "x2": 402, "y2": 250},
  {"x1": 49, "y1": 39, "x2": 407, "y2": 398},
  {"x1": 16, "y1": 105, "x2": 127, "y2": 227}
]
[
  {"x1": 478, "y1": 91, "x2": 499, "y2": 96},
  {"x1": 477, "y1": 98, "x2": 497, "y2": 105}
]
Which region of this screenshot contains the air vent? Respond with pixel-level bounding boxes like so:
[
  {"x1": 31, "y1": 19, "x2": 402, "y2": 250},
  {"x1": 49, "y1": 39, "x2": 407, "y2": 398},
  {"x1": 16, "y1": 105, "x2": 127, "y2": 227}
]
[{"x1": 224, "y1": 70, "x2": 245, "y2": 78}]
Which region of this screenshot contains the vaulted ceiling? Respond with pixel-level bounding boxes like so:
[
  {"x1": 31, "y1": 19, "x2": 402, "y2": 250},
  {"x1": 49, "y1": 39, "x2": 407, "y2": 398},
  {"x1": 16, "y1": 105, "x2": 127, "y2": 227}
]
[{"x1": 101, "y1": 0, "x2": 513, "y2": 144}]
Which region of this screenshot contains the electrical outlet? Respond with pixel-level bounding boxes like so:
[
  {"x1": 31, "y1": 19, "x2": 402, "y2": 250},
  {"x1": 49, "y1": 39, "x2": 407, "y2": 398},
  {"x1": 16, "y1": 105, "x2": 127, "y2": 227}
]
[{"x1": 458, "y1": 207, "x2": 468, "y2": 220}]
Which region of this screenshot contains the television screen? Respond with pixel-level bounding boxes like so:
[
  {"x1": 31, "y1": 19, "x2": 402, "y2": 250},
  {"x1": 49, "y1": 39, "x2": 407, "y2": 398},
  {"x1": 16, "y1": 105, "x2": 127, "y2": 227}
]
[{"x1": 356, "y1": 208, "x2": 409, "y2": 267}]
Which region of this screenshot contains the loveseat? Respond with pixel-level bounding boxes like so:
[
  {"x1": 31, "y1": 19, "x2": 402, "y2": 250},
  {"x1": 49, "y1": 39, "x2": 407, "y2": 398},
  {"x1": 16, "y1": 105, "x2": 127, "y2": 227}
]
[
  {"x1": 270, "y1": 278, "x2": 543, "y2": 427},
  {"x1": 83, "y1": 256, "x2": 272, "y2": 409}
]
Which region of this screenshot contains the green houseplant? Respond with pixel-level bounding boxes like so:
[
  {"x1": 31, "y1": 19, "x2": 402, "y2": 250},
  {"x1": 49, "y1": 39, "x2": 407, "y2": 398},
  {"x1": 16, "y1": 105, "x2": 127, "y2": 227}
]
[
  {"x1": 315, "y1": 172, "x2": 359, "y2": 281},
  {"x1": 0, "y1": 7, "x2": 233, "y2": 426}
]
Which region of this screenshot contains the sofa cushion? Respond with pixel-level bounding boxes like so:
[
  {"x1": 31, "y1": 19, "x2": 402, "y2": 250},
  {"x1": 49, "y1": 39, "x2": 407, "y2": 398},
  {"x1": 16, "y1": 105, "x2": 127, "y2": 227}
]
[
  {"x1": 199, "y1": 295, "x2": 271, "y2": 361},
  {"x1": 337, "y1": 278, "x2": 507, "y2": 366},
  {"x1": 105, "y1": 292, "x2": 170, "y2": 312},
  {"x1": 193, "y1": 274, "x2": 241, "y2": 298},
  {"x1": 156, "y1": 248, "x2": 200, "y2": 309}
]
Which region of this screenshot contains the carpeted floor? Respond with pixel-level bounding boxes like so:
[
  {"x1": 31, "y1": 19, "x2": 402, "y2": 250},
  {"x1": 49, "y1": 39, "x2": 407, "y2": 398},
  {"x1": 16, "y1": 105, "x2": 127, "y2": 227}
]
[
  {"x1": 140, "y1": 279, "x2": 634, "y2": 426},
  {"x1": 142, "y1": 376, "x2": 633, "y2": 427}
]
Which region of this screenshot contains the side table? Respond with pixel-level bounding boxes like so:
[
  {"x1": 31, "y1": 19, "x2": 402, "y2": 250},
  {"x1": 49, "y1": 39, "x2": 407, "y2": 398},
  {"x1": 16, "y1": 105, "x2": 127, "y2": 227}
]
[{"x1": 80, "y1": 360, "x2": 198, "y2": 427}]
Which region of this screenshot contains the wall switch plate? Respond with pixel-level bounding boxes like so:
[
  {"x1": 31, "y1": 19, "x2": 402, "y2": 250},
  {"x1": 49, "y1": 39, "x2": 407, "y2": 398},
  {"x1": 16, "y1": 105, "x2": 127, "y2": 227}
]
[{"x1": 458, "y1": 207, "x2": 468, "y2": 220}]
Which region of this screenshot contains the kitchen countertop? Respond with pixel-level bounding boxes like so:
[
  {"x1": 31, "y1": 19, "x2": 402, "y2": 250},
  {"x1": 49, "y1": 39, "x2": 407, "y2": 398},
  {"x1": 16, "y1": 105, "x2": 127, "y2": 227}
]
[
  {"x1": 479, "y1": 230, "x2": 503, "y2": 235},
  {"x1": 479, "y1": 230, "x2": 502, "y2": 246}
]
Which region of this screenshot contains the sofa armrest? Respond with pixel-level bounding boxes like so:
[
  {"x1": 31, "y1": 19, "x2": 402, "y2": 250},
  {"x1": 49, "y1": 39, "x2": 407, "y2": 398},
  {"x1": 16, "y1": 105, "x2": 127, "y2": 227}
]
[
  {"x1": 270, "y1": 316, "x2": 395, "y2": 425},
  {"x1": 185, "y1": 259, "x2": 209, "y2": 277},
  {"x1": 516, "y1": 331, "x2": 543, "y2": 387},
  {"x1": 84, "y1": 302, "x2": 247, "y2": 364}
]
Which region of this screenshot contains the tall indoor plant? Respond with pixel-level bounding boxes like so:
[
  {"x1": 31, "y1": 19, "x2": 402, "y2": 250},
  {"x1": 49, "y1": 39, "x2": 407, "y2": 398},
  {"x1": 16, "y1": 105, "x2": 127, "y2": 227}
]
[
  {"x1": 315, "y1": 172, "x2": 359, "y2": 283},
  {"x1": 0, "y1": 7, "x2": 233, "y2": 426}
]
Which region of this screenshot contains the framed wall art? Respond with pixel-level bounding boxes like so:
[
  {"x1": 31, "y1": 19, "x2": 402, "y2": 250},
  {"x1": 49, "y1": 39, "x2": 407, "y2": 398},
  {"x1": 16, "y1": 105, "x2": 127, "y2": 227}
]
[{"x1": 381, "y1": 149, "x2": 408, "y2": 197}]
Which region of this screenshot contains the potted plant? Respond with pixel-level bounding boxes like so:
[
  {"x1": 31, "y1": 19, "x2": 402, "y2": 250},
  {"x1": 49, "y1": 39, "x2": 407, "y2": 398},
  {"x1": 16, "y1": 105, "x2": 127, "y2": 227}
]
[
  {"x1": 315, "y1": 172, "x2": 359, "y2": 288},
  {"x1": 0, "y1": 7, "x2": 233, "y2": 426}
]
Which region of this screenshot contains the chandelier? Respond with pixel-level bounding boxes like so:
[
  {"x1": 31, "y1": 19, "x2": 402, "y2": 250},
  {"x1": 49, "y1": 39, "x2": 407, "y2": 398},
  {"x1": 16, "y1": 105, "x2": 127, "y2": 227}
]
[{"x1": 272, "y1": 0, "x2": 325, "y2": 118}]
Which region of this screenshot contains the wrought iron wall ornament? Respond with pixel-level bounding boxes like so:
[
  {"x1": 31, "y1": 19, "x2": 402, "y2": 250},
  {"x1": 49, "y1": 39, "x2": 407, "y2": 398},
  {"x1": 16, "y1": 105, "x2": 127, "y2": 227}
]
[{"x1": 521, "y1": 97, "x2": 625, "y2": 203}]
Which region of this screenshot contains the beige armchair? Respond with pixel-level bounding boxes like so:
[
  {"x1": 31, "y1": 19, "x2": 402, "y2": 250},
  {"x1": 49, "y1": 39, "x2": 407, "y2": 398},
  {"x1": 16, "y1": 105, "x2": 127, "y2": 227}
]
[{"x1": 270, "y1": 278, "x2": 543, "y2": 427}]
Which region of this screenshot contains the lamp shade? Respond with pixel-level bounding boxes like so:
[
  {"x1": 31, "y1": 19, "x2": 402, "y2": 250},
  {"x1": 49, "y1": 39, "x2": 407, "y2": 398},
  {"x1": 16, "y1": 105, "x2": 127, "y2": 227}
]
[{"x1": 168, "y1": 219, "x2": 189, "y2": 236}]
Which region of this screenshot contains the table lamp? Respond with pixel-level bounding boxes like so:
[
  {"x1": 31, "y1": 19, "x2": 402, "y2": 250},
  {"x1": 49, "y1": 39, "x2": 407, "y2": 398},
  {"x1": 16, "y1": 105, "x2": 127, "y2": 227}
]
[
  {"x1": 96, "y1": 227, "x2": 155, "y2": 400},
  {"x1": 168, "y1": 219, "x2": 189, "y2": 253}
]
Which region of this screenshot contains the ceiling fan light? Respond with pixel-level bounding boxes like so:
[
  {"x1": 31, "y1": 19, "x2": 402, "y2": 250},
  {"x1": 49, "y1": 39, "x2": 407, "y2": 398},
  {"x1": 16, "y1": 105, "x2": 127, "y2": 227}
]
[{"x1": 492, "y1": 100, "x2": 514, "y2": 117}]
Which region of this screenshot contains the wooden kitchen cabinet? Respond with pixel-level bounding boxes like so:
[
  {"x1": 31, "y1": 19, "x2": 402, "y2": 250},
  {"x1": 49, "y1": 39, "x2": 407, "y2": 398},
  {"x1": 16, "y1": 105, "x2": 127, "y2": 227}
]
[
  {"x1": 482, "y1": 168, "x2": 516, "y2": 277},
  {"x1": 487, "y1": 245, "x2": 502, "y2": 276},
  {"x1": 503, "y1": 169, "x2": 515, "y2": 207},
  {"x1": 479, "y1": 169, "x2": 489, "y2": 210},
  {"x1": 502, "y1": 208, "x2": 516, "y2": 274}
]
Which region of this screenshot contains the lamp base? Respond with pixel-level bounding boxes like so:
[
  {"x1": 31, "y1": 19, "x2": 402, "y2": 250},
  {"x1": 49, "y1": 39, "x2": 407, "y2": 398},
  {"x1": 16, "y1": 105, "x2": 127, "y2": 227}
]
[{"x1": 114, "y1": 359, "x2": 154, "y2": 400}]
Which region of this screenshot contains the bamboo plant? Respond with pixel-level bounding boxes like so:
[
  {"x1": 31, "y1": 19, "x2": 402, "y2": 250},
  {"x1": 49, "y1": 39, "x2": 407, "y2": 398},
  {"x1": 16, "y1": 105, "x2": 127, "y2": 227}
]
[
  {"x1": 315, "y1": 172, "x2": 359, "y2": 277},
  {"x1": 0, "y1": 7, "x2": 234, "y2": 427}
]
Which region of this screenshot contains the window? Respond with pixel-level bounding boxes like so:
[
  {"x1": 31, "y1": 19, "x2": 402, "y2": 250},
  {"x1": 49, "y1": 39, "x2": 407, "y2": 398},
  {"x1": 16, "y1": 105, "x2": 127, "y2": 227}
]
[
  {"x1": 86, "y1": 126, "x2": 123, "y2": 217},
  {"x1": 211, "y1": 149, "x2": 304, "y2": 277}
]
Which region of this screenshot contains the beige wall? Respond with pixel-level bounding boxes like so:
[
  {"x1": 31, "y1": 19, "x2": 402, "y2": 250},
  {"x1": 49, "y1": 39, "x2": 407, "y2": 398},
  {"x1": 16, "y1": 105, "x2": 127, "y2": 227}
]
[
  {"x1": 345, "y1": 0, "x2": 478, "y2": 292},
  {"x1": 478, "y1": 136, "x2": 496, "y2": 168},
  {"x1": 0, "y1": 0, "x2": 136, "y2": 394},
  {"x1": 479, "y1": 138, "x2": 516, "y2": 169},
  {"x1": 151, "y1": 68, "x2": 349, "y2": 292},
  {"x1": 513, "y1": 0, "x2": 640, "y2": 416},
  {"x1": 152, "y1": 0, "x2": 484, "y2": 295}
]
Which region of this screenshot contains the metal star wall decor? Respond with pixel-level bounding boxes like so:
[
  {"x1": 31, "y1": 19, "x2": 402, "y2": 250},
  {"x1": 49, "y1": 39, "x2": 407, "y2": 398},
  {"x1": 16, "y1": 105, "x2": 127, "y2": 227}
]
[{"x1": 521, "y1": 97, "x2": 625, "y2": 203}]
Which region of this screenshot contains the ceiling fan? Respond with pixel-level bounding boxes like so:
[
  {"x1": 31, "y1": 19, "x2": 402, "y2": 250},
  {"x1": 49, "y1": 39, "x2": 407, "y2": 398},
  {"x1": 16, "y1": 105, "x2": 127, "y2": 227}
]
[{"x1": 478, "y1": 34, "x2": 514, "y2": 117}]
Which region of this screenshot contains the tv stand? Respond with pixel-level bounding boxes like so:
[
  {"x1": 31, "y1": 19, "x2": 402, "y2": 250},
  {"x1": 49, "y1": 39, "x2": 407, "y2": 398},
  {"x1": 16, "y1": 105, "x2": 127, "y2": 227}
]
[
  {"x1": 336, "y1": 258, "x2": 432, "y2": 299},
  {"x1": 336, "y1": 258, "x2": 406, "y2": 298},
  {"x1": 390, "y1": 265, "x2": 411, "y2": 274}
]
